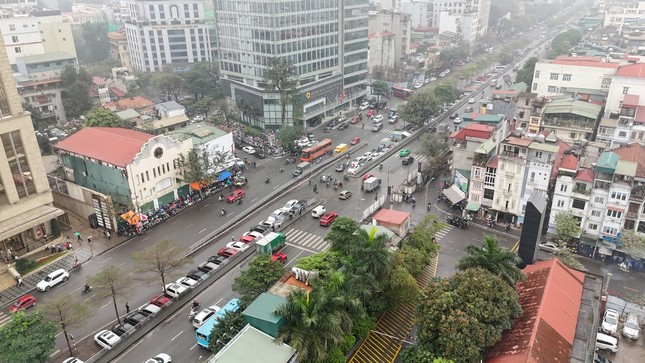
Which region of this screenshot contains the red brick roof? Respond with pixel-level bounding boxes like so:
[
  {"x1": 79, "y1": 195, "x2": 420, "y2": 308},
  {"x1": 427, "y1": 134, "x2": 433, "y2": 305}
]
[
  {"x1": 372, "y1": 209, "x2": 410, "y2": 225},
  {"x1": 54, "y1": 127, "x2": 153, "y2": 167},
  {"x1": 622, "y1": 94, "x2": 640, "y2": 107},
  {"x1": 551, "y1": 56, "x2": 619, "y2": 69},
  {"x1": 574, "y1": 168, "x2": 595, "y2": 182},
  {"x1": 616, "y1": 62, "x2": 645, "y2": 78},
  {"x1": 450, "y1": 124, "x2": 495, "y2": 140},
  {"x1": 487, "y1": 259, "x2": 585, "y2": 363},
  {"x1": 611, "y1": 143, "x2": 645, "y2": 177},
  {"x1": 487, "y1": 154, "x2": 499, "y2": 168},
  {"x1": 559, "y1": 154, "x2": 578, "y2": 171},
  {"x1": 103, "y1": 96, "x2": 155, "y2": 112}
]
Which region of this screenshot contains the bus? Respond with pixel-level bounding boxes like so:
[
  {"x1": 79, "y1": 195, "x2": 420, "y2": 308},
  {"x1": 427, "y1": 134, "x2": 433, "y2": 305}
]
[
  {"x1": 301, "y1": 138, "x2": 332, "y2": 162},
  {"x1": 391, "y1": 86, "x2": 414, "y2": 100},
  {"x1": 195, "y1": 298, "x2": 240, "y2": 349}
]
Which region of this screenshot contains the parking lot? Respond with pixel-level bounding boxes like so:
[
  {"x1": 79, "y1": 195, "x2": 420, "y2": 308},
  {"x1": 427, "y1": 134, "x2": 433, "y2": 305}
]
[{"x1": 598, "y1": 335, "x2": 645, "y2": 363}]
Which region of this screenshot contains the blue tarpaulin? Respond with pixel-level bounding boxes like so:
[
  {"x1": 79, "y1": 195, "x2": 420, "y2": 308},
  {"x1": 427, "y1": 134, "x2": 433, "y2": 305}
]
[{"x1": 218, "y1": 171, "x2": 232, "y2": 181}]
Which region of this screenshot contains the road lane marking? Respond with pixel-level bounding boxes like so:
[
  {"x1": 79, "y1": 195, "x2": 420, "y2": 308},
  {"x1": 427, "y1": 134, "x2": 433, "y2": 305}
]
[
  {"x1": 200, "y1": 204, "x2": 210, "y2": 211},
  {"x1": 116, "y1": 262, "x2": 125, "y2": 268},
  {"x1": 185, "y1": 223, "x2": 195, "y2": 229},
  {"x1": 84, "y1": 295, "x2": 95, "y2": 302},
  {"x1": 100, "y1": 301, "x2": 111, "y2": 309},
  {"x1": 172, "y1": 220, "x2": 181, "y2": 224},
  {"x1": 198, "y1": 228, "x2": 207, "y2": 234},
  {"x1": 190, "y1": 343, "x2": 198, "y2": 350},
  {"x1": 141, "y1": 236, "x2": 149, "y2": 241},
  {"x1": 250, "y1": 198, "x2": 258, "y2": 203},
  {"x1": 50, "y1": 350, "x2": 60, "y2": 357},
  {"x1": 113, "y1": 336, "x2": 147, "y2": 362},
  {"x1": 171, "y1": 331, "x2": 183, "y2": 341},
  {"x1": 101, "y1": 257, "x2": 113, "y2": 263},
  {"x1": 624, "y1": 286, "x2": 638, "y2": 292}
]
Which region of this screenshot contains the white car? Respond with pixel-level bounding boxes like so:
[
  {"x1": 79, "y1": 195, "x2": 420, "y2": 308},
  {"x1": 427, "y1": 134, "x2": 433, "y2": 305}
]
[
  {"x1": 359, "y1": 102, "x2": 370, "y2": 110},
  {"x1": 144, "y1": 353, "x2": 172, "y2": 363},
  {"x1": 312, "y1": 205, "x2": 327, "y2": 218},
  {"x1": 282, "y1": 199, "x2": 300, "y2": 213},
  {"x1": 373, "y1": 114, "x2": 384, "y2": 123},
  {"x1": 192, "y1": 305, "x2": 221, "y2": 328},
  {"x1": 538, "y1": 241, "x2": 560, "y2": 253},
  {"x1": 176, "y1": 276, "x2": 198, "y2": 288},
  {"x1": 297, "y1": 137, "x2": 310, "y2": 148},
  {"x1": 347, "y1": 165, "x2": 360, "y2": 175},
  {"x1": 468, "y1": 97, "x2": 476, "y2": 104},
  {"x1": 242, "y1": 146, "x2": 256, "y2": 154},
  {"x1": 94, "y1": 330, "x2": 121, "y2": 350},
  {"x1": 601, "y1": 309, "x2": 619, "y2": 335},
  {"x1": 453, "y1": 117, "x2": 462, "y2": 124},
  {"x1": 429, "y1": 77, "x2": 437, "y2": 82},
  {"x1": 37, "y1": 268, "x2": 69, "y2": 291},
  {"x1": 164, "y1": 283, "x2": 188, "y2": 298},
  {"x1": 226, "y1": 241, "x2": 251, "y2": 252},
  {"x1": 62, "y1": 358, "x2": 85, "y2": 363}
]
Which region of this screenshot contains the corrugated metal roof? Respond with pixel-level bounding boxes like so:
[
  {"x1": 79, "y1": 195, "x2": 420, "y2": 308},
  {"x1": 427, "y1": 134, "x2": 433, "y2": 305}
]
[
  {"x1": 373, "y1": 209, "x2": 410, "y2": 225},
  {"x1": 211, "y1": 324, "x2": 296, "y2": 363},
  {"x1": 16, "y1": 51, "x2": 75, "y2": 65},
  {"x1": 612, "y1": 143, "x2": 645, "y2": 177},
  {"x1": 242, "y1": 293, "x2": 286, "y2": 325},
  {"x1": 615, "y1": 160, "x2": 637, "y2": 177},
  {"x1": 475, "y1": 139, "x2": 496, "y2": 154},
  {"x1": 597, "y1": 151, "x2": 619, "y2": 173},
  {"x1": 529, "y1": 142, "x2": 559, "y2": 152},
  {"x1": 543, "y1": 98, "x2": 602, "y2": 120}
]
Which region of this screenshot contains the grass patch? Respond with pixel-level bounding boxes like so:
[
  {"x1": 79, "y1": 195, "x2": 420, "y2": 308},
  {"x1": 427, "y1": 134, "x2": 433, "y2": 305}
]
[{"x1": 17, "y1": 252, "x2": 68, "y2": 276}]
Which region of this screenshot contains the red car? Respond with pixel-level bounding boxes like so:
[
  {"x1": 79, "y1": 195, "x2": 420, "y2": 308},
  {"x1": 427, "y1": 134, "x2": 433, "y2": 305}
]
[
  {"x1": 10, "y1": 294, "x2": 36, "y2": 312},
  {"x1": 319, "y1": 212, "x2": 339, "y2": 226},
  {"x1": 226, "y1": 189, "x2": 245, "y2": 203},
  {"x1": 238, "y1": 235, "x2": 256, "y2": 244},
  {"x1": 272, "y1": 252, "x2": 288, "y2": 264},
  {"x1": 150, "y1": 294, "x2": 172, "y2": 307},
  {"x1": 366, "y1": 109, "x2": 376, "y2": 117},
  {"x1": 350, "y1": 137, "x2": 361, "y2": 145},
  {"x1": 217, "y1": 247, "x2": 239, "y2": 258},
  {"x1": 350, "y1": 115, "x2": 361, "y2": 124},
  {"x1": 361, "y1": 173, "x2": 374, "y2": 182}
]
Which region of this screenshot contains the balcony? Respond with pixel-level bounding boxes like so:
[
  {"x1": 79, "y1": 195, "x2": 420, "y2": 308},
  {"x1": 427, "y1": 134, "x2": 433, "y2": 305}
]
[
  {"x1": 573, "y1": 188, "x2": 591, "y2": 197},
  {"x1": 627, "y1": 211, "x2": 637, "y2": 219},
  {"x1": 499, "y1": 151, "x2": 526, "y2": 160},
  {"x1": 570, "y1": 208, "x2": 585, "y2": 217}
]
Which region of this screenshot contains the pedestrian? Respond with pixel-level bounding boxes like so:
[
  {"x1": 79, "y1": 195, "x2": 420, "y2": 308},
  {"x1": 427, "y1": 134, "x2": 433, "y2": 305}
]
[
  {"x1": 105, "y1": 230, "x2": 111, "y2": 240},
  {"x1": 14, "y1": 276, "x2": 19, "y2": 287},
  {"x1": 77, "y1": 234, "x2": 82, "y2": 244},
  {"x1": 87, "y1": 236, "x2": 92, "y2": 247},
  {"x1": 18, "y1": 277, "x2": 24, "y2": 287},
  {"x1": 308, "y1": 179, "x2": 311, "y2": 186},
  {"x1": 125, "y1": 302, "x2": 130, "y2": 313},
  {"x1": 231, "y1": 235, "x2": 235, "y2": 242}
]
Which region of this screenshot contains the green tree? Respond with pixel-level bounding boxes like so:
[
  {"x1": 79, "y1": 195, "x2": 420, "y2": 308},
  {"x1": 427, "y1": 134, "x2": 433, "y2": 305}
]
[
  {"x1": 547, "y1": 29, "x2": 582, "y2": 59},
  {"x1": 433, "y1": 83, "x2": 458, "y2": 105},
  {"x1": 416, "y1": 268, "x2": 522, "y2": 362},
  {"x1": 61, "y1": 66, "x2": 93, "y2": 119},
  {"x1": 214, "y1": 99, "x2": 240, "y2": 125},
  {"x1": 183, "y1": 63, "x2": 217, "y2": 100},
  {"x1": 456, "y1": 235, "x2": 524, "y2": 286},
  {"x1": 192, "y1": 96, "x2": 216, "y2": 119},
  {"x1": 23, "y1": 103, "x2": 50, "y2": 131},
  {"x1": 439, "y1": 47, "x2": 470, "y2": 65},
  {"x1": 36, "y1": 133, "x2": 53, "y2": 155},
  {"x1": 402, "y1": 346, "x2": 454, "y2": 363},
  {"x1": 0, "y1": 311, "x2": 57, "y2": 363},
  {"x1": 420, "y1": 132, "x2": 448, "y2": 158},
  {"x1": 40, "y1": 294, "x2": 93, "y2": 357},
  {"x1": 399, "y1": 91, "x2": 440, "y2": 126},
  {"x1": 371, "y1": 80, "x2": 390, "y2": 95},
  {"x1": 396, "y1": 244, "x2": 428, "y2": 277},
  {"x1": 384, "y1": 265, "x2": 420, "y2": 305},
  {"x1": 325, "y1": 216, "x2": 360, "y2": 255},
  {"x1": 515, "y1": 57, "x2": 538, "y2": 86},
  {"x1": 84, "y1": 107, "x2": 127, "y2": 128},
  {"x1": 180, "y1": 148, "x2": 212, "y2": 184},
  {"x1": 295, "y1": 251, "x2": 343, "y2": 278},
  {"x1": 208, "y1": 308, "x2": 246, "y2": 352},
  {"x1": 80, "y1": 23, "x2": 110, "y2": 64},
  {"x1": 407, "y1": 215, "x2": 444, "y2": 260},
  {"x1": 232, "y1": 255, "x2": 286, "y2": 305},
  {"x1": 132, "y1": 240, "x2": 193, "y2": 294},
  {"x1": 263, "y1": 57, "x2": 298, "y2": 126},
  {"x1": 554, "y1": 249, "x2": 585, "y2": 270},
  {"x1": 277, "y1": 125, "x2": 305, "y2": 153},
  {"x1": 153, "y1": 73, "x2": 183, "y2": 101},
  {"x1": 88, "y1": 265, "x2": 133, "y2": 325},
  {"x1": 619, "y1": 230, "x2": 645, "y2": 260},
  {"x1": 554, "y1": 212, "x2": 581, "y2": 244}
]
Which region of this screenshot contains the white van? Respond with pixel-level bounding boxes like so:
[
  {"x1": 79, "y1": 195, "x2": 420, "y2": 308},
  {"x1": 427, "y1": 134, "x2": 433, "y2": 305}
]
[{"x1": 595, "y1": 332, "x2": 618, "y2": 353}]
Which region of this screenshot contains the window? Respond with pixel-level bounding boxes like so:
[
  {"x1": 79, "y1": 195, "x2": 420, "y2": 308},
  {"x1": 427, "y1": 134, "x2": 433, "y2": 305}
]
[
  {"x1": 14, "y1": 47, "x2": 21, "y2": 53},
  {"x1": 530, "y1": 172, "x2": 535, "y2": 183},
  {"x1": 563, "y1": 74, "x2": 572, "y2": 81},
  {"x1": 623, "y1": 87, "x2": 630, "y2": 94},
  {"x1": 557, "y1": 200, "x2": 565, "y2": 208},
  {"x1": 483, "y1": 189, "x2": 494, "y2": 200},
  {"x1": 611, "y1": 191, "x2": 627, "y2": 201},
  {"x1": 532, "y1": 83, "x2": 538, "y2": 91},
  {"x1": 588, "y1": 223, "x2": 598, "y2": 230},
  {"x1": 591, "y1": 210, "x2": 602, "y2": 217},
  {"x1": 534, "y1": 70, "x2": 540, "y2": 78},
  {"x1": 602, "y1": 78, "x2": 611, "y2": 86},
  {"x1": 618, "y1": 131, "x2": 627, "y2": 137},
  {"x1": 560, "y1": 184, "x2": 568, "y2": 192},
  {"x1": 548, "y1": 86, "x2": 557, "y2": 93},
  {"x1": 572, "y1": 199, "x2": 586, "y2": 209},
  {"x1": 549, "y1": 73, "x2": 559, "y2": 80},
  {"x1": 594, "y1": 196, "x2": 604, "y2": 204},
  {"x1": 607, "y1": 209, "x2": 623, "y2": 219},
  {"x1": 11, "y1": 36, "x2": 18, "y2": 43},
  {"x1": 535, "y1": 151, "x2": 542, "y2": 159},
  {"x1": 9, "y1": 24, "x2": 15, "y2": 31},
  {"x1": 602, "y1": 226, "x2": 618, "y2": 235}
]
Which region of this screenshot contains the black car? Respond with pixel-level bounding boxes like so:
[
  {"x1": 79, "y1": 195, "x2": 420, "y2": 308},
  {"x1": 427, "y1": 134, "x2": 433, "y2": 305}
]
[
  {"x1": 449, "y1": 112, "x2": 459, "y2": 119},
  {"x1": 249, "y1": 224, "x2": 271, "y2": 235},
  {"x1": 112, "y1": 322, "x2": 136, "y2": 336},
  {"x1": 335, "y1": 162, "x2": 347, "y2": 172},
  {"x1": 186, "y1": 269, "x2": 207, "y2": 282},
  {"x1": 337, "y1": 122, "x2": 349, "y2": 130},
  {"x1": 124, "y1": 313, "x2": 147, "y2": 326},
  {"x1": 402, "y1": 156, "x2": 415, "y2": 165},
  {"x1": 375, "y1": 101, "x2": 387, "y2": 109},
  {"x1": 208, "y1": 255, "x2": 227, "y2": 265}
]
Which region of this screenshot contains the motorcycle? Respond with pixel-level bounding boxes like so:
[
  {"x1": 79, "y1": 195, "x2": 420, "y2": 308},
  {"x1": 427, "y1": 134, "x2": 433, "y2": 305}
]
[
  {"x1": 189, "y1": 307, "x2": 198, "y2": 321},
  {"x1": 81, "y1": 285, "x2": 92, "y2": 295},
  {"x1": 265, "y1": 177, "x2": 271, "y2": 184}
]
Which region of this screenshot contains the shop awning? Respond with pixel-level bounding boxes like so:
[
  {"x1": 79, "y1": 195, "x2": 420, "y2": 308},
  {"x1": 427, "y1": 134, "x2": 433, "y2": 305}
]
[
  {"x1": 598, "y1": 245, "x2": 613, "y2": 256},
  {"x1": 0, "y1": 205, "x2": 65, "y2": 241},
  {"x1": 465, "y1": 202, "x2": 480, "y2": 212},
  {"x1": 218, "y1": 170, "x2": 232, "y2": 181},
  {"x1": 442, "y1": 184, "x2": 466, "y2": 205}
]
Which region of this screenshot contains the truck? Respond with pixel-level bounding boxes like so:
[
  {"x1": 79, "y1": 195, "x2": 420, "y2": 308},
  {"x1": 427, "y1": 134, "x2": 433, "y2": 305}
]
[
  {"x1": 378, "y1": 137, "x2": 392, "y2": 151},
  {"x1": 255, "y1": 232, "x2": 286, "y2": 256},
  {"x1": 363, "y1": 176, "x2": 381, "y2": 193},
  {"x1": 292, "y1": 162, "x2": 311, "y2": 177}
]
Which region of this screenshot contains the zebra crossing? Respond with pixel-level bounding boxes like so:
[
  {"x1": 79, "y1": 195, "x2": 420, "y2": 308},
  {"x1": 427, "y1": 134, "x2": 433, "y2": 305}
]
[
  {"x1": 0, "y1": 312, "x2": 11, "y2": 327},
  {"x1": 433, "y1": 224, "x2": 453, "y2": 241},
  {"x1": 284, "y1": 228, "x2": 330, "y2": 252},
  {"x1": 347, "y1": 123, "x2": 398, "y2": 135}
]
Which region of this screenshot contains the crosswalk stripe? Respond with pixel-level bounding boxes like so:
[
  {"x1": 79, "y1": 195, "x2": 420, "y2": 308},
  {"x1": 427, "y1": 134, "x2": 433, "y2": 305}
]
[
  {"x1": 0, "y1": 313, "x2": 12, "y2": 326},
  {"x1": 284, "y1": 228, "x2": 328, "y2": 252}
]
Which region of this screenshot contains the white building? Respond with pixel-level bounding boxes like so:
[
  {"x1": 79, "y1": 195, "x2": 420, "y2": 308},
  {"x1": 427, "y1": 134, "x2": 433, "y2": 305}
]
[
  {"x1": 605, "y1": 63, "x2": 645, "y2": 117},
  {"x1": 531, "y1": 56, "x2": 618, "y2": 98},
  {"x1": 461, "y1": 10, "x2": 479, "y2": 45},
  {"x1": 431, "y1": 0, "x2": 490, "y2": 35},
  {"x1": 166, "y1": 123, "x2": 235, "y2": 173},
  {"x1": 124, "y1": 0, "x2": 211, "y2": 72},
  {"x1": 368, "y1": 10, "x2": 412, "y2": 67},
  {"x1": 400, "y1": 1, "x2": 430, "y2": 28},
  {"x1": 368, "y1": 32, "x2": 396, "y2": 74},
  {"x1": 603, "y1": 1, "x2": 645, "y2": 33}
]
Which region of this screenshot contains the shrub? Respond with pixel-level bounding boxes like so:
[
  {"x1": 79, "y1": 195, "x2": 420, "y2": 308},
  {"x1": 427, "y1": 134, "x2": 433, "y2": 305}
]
[
  {"x1": 15, "y1": 258, "x2": 37, "y2": 275},
  {"x1": 50, "y1": 219, "x2": 62, "y2": 238}
]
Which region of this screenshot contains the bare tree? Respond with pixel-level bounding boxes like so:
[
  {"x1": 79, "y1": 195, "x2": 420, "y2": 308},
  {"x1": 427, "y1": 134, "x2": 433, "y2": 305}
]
[
  {"x1": 132, "y1": 240, "x2": 192, "y2": 294},
  {"x1": 40, "y1": 295, "x2": 93, "y2": 357},
  {"x1": 88, "y1": 265, "x2": 133, "y2": 324},
  {"x1": 263, "y1": 57, "x2": 298, "y2": 126}
]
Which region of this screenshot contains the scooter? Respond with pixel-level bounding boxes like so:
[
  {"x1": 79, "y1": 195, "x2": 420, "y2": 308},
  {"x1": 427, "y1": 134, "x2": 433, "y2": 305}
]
[
  {"x1": 265, "y1": 178, "x2": 271, "y2": 184},
  {"x1": 189, "y1": 307, "x2": 198, "y2": 321},
  {"x1": 81, "y1": 285, "x2": 92, "y2": 295}
]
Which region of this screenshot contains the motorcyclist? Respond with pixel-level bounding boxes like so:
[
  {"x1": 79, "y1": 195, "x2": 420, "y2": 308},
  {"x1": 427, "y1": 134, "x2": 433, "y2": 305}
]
[
  {"x1": 379, "y1": 163, "x2": 384, "y2": 170},
  {"x1": 220, "y1": 209, "x2": 226, "y2": 216},
  {"x1": 266, "y1": 176, "x2": 271, "y2": 183},
  {"x1": 192, "y1": 300, "x2": 200, "y2": 309},
  {"x1": 280, "y1": 166, "x2": 284, "y2": 173},
  {"x1": 83, "y1": 283, "x2": 90, "y2": 292},
  {"x1": 218, "y1": 194, "x2": 224, "y2": 201}
]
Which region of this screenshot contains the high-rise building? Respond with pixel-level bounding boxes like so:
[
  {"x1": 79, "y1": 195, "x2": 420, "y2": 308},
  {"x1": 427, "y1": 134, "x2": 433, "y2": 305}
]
[
  {"x1": 429, "y1": 0, "x2": 491, "y2": 38},
  {"x1": 124, "y1": 0, "x2": 212, "y2": 72},
  {"x1": 0, "y1": 36, "x2": 64, "y2": 256},
  {"x1": 215, "y1": 0, "x2": 369, "y2": 129}
]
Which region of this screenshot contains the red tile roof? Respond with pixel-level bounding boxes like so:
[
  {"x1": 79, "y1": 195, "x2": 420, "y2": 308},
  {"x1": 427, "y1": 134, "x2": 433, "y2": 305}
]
[
  {"x1": 504, "y1": 136, "x2": 532, "y2": 147},
  {"x1": 92, "y1": 76, "x2": 107, "y2": 86},
  {"x1": 622, "y1": 94, "x2": 640, "y2": 107},
  {"x1": 611, "y1": 143, "x2": 645, "y2": 177},
  {"x1": 54, "y1": 127, "x2": 154, "y2": 167},
  {"x1": 372, "y1": 209, "x2": 410, "y2": 225},
  {"x1": 551, "y1": 56, "x2": 619, "y2": 69},
  {"x1": 450, "y1": 124, "x2": 495, "y2": 140},
  {"x1": 559, "y1": 154, "x2": 578, "y2": 171},
  {"x1": 574, "y1": 168, "x2": 595, "y2": 182},
  {"x1": 103, "y1": 96, "x2": 155, "y2": 112},
  {"x1": 487, "y1": 259, "x2": 585, "y2": 363},
  {"x1": 486, "y1": 155, "x2": 499, "y2": 168},
  {"x1": 616, "y1": 63, "x2": 645, "y2": 78},
  {"x1": 109, "y1": 86, "x2": 126, "y2": 98}
]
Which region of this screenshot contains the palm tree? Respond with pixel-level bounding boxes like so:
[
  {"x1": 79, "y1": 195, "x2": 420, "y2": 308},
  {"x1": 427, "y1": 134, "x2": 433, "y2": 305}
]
[
  {"x1": 456, "y1": 235, "x2": 525, "y2": 286},
  {"x1": 352, "y1": 228, "x2": 394, "y2": 281}
]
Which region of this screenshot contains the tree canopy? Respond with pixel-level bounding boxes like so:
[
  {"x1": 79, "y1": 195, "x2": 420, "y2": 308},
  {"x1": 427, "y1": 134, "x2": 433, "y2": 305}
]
[
  {"x1": 232, "y1": 255, "x2": 286, "y2": 305},
  {"x1": 40, "y1": 294, "x2": 93, "y2": 357},
  {"x1": 414, "y1": 268, "x2": 522, "y2": 362},
  {"x1": 132, "y1": 240, "x2": 192, "y2": 293},
  {"x1": 84, "y1": 107, "x2": 127, "y2": 128},
  {"x1": 61, "y1": 66, "x2": 93, "y2": 119},
  {"x1": 515, "y1": 57, "x2": 538, "y2": 86},
  {"x1": 208, "y1": 308, "x2": 246, "y2": 352},
  {"x1": 0, "y1": 311, "x2": 57, "y2": 363},
  {"x1": 399, "y1": 91, "x2": 440, "y2": 126},
  {"x1": 619, "y1": 230, "x2": 645, "y2": 260},
  {"x1": 277, "y1": 125, "x2": 305, "y2": 153},
  {"x1": 433, "y1": 84, "x2": 458, "y2": 105},
  {"x1": 554, "y1": 212, "x2": 581, "y2": 243},
  {"x1": 263, "y1": 57, "x2": 299, "y2": 126},
  {"x1": 88, "y1": 265, "x2": 133, "y2": 325},
  {"x1": 180, "y1": 148, "x2": 214, "y2": 184},
  {"x1": 183, "y1": 63, "x2": 218, "y2": 100},
  {"x1": 153, "y1": 73, "x2": 183, "y2": 102},
  {"x1": 73, "y1": 22, "x2": 110, "y2": 64},
  {"x1": 371, "y1": 80, "x2": 390, "y2": 95},
  {"x1": 456, "y1": 235, "x2": 524, "y2": 286},
  {"x1": 547, "y1": 29, "x2": 582, "y2": 59}
]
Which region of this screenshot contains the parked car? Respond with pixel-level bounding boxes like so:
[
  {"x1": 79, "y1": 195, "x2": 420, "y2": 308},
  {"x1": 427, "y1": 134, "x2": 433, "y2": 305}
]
[
  {"x1": 226, "y1": 189, "x2": 245, "y2": 203},
  {"x1": 125, "y1": 312, "x2": 147, "y2": 326},
  {"x1": 601, "y1": 309, "x2": 619, "y2": 335},
  {"x1": 249, "y1": 224, "x2": 271, "y2": 235},
  {"x1": 337, "y1": 122, "x2": 349, "y2": 130},
  {"x1": 238, "y1": 234, "x2": 261, "y2": 244},
  {"x1": 339, "y1": 190, "x2": 352, "y2": 200},
  {"x1": 272, "y1": 252, "x2": 288, "y2": 264},
  {"x1": 287, "y1": 200, "x2": 307, "y2": 215},
  {"x1": 595, "y1": 332, "x2": 618, "y2": 353},
  {"x1": 320, "y1": 212, "x2": 339, "y2": 226},
  {"x1": 164, "y1": 283, "x2": 188, "y2": 298},
  {"x1": 538, "y1": 241, "x2": 560, "y2": 253},
  {"x1": 94, "y1": 330, "x2": 121, "y2": 350},
  {"x1": 37, "y1": 268, "x2": 69, "y2": 291},
  {"x1": 622, "y1": 313, "x2": 640, "y2": 340},
  {"x1": 282, "y1": 200, "x2": 300, "y2": 214},
  {"x1": 138, "y1": 303, "x2": 161, "y2": 317},
  {"x1": 242, "y1": 146, "x2": 256, "y2": 154},
  {"x1": 62, "y1": 358, "x2": 85, "y2": 363},
  {"x1": 10, "y1": 294, "x2": 37, "y2": 312},
  {"x1": 350, "y1": 137, "x2": 361, "y2": 145},
  {"x1": 144, "y1": 354, "x2": 172, "y2": 363},
  {"x1": 208, "y1": 255, "x2": 228, "y2": 265},
  {"x1": 186, "y1": 270, "x2": 207, "y2": 282},
  {"x1": 312, "y1": 205, "x2": 327, "y2": 218},
  {"x1": 150, "y1": 295, "x2": 172, "y2": 308},
  {"x1": 192, "y1": 305, "x2": 221, "y2": 328},
  {"x1": 373, "y1": 115, "x2": 384, "y2": 123},
  {"x1": 226, "y1": 241, "x2": 251, "y2": 252},
  {"x1": 217, "y1": 247, "x2": 240, "y2": 258},
  {"x1": 111, "y1": 322, "x2": 136, "y2": 336},
  {"x1": 197, "y1": 261, "x2": 220, "y2": 273}
]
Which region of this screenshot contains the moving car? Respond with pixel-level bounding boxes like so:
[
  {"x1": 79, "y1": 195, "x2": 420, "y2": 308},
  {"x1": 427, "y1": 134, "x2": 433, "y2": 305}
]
[
  {"x1": 335, "y1": 162, "x2": 347, "y2": 172},
  {"x1": 311, "y1": 205, "x2": 327, "y2": 218},
  {"x1": 449, "y1": 113, "x2": 459, "y2": 119},
  {"x1": 217, "y1": 247, "x2": 240, "y2": 258},
  {"x1": 145, "y1": 353, "x2": 172, "y2": 363},
  {"x1": 453, "y1": 117, "x2": 462, "y2": 124},
  {"x1": 465, "y1": 106, "x2": 474, "y2": 113},
  {"x1": 242, "y1": 146, "x2": 256, "y2": 154},
  {"x1": 538, "y1": 241, "x2": 560, "y2": 253},
  {"x1": 282, "y1": 200, "x2": 300, "y2": 214},
  {"x1": 320, "y1": 212, "x2": 339, "y2": 226},
  {"x1": 164, "y1": 283, "x2": 188, "y2": 298},
  {"x1": 350, "y1": 137, "x2": 361, "y2": 145},
  {"x1": 372, "y1": 123, "x2": 383, "y2": 132},
  {"x1": 399, "y1": 149, "x2": 411, "y2": 157},
  {"x1": 94, "y1": 330, "x2": 121, "y2": 350},
  {"x1": 10, "y1": 294, "x2": 37, "y2": 312},
  {"x1": 402, "y1": 156, "x2": 415, "y2": 165},
  {"x1": 272, "y1": 252, "x2": 288, "y2": 264},
  {"x1": 37, "y1": 268, "x2": 69, "y2": 291},
  {"x1": 373, "y1": 115, "x2": 384, "y2": 123},
  {"x1": 366, "y1": 109, "x2": 376, "y2": 117},
  {"x1": 468, "y1": 97, "x2": 476, "y2": 104},
  {"x1": 359, "y1": 101, "x2": 370, "y2": 110},
  {"x1": 601, "y1": 309, "x2": 619, "y2": 335},
  {"x1": 339, "y1": 190, "x2": 352, "y2": 200},
  {"x1": 192, "y1": 305, "x2": 221, "y2": 329},
  {"x1": 226, "y1": 189, "x2": 245, "y2": 203},
  {"x1": 388, "y1": 115, "x2": 399, "y2": 124}
]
